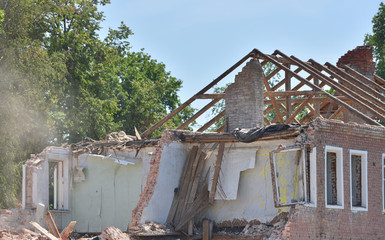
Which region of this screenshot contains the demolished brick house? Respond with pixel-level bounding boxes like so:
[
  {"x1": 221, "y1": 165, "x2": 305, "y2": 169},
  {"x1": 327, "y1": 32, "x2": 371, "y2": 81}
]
[{"x1": 20, "y1": 46, "x2": 385, "y2": 239}]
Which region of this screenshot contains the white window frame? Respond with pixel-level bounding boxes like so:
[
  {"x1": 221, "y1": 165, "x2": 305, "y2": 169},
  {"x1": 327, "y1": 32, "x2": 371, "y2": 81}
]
[
  {"x1": 47, "y1": 149, "x2": 70, "y2": 210},
  {"x1": 349, "y1": 150, "x2": 368, "y2": 211},
  {"x1": 325, "y1": 146, "x2": 344, "y2": 209}
]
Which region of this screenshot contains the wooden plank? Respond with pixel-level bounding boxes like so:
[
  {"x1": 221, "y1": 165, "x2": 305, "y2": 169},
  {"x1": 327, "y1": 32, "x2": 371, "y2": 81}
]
[
  {"x1": 175, "y1": 172, "x2": 210, "y2": 231},
  {"x1": 285, "y1": 64, "x2": 291, "y2": 121},
  {"x1": 216, "y1": 125, "x2": 225, "y2": 133},
  {"x1": 316, "y1": 62, "x2": 385, "y2": 114},
  {"x1": 264, "y1": 90, "x2": 324, "y2": 98},
  {"x1": 374, "y1": 74, "x2": 385, "y2": 86},
  {"x1": 255, "y1": 49, "x2": 381, "y2": 126},
  {"x1": 197, "y1": 110, "x2": 225, "y2": 132},
  {"x1": 286, "y1": 96, "x2": 313, "y2": 124},
  {"x1": 47, "y1": 212, "x2": 61, "y2": 238},
  {"x1": 341, "y1": 66, "x2": 385, "y2": 95},
  {"x1": 134, "y1": 127, "x2": 142, "y2": 140},
  {"x1": 203, "y1": 220, "x2": 209, "y2": 240},
  {"x1": 298, "y1": 58, "x2": 385, "y2": 122},
  {"x1": 141, "y1": 52, "x2": 253, "y2": 138},
  {"x1": 61, "y1": 221, "x2": 76, "y2": 240},
  {"x1": 209, "y1": 142, "x2": 225, "y2": 204},
  {"x1": 177, "y1": 98, "x2": 221, "y2": 130},
  {"x1": 30, "y1": 221, "x2": 59, "y2": 240},
  {"x1": 195, "y1": 93, "x2": 225, "y2": 99},
  {"x1": 187, "y1": 152, "x2": 207, "y2": 208},
  {"x1": 45, "y1": 214, "x2": 54, "y2": 235},
  {"x1": 326, "y1": 102, "x2": 334, "y2": 119},
  {"x1": 171, "y1": 146, "x2": 198, "y2": 225},
  {"x1": 313, "y1": 77, "x2": 320, "y2": 117},
  {"x1": 22, "y1": 228, "x2": 40, "y2": 236},
  {"x1": 329, "y1": 106, "x2": 344, "y2": 120},
  {"x1": 271, "y1": 67, "x2": 302, "y2": 91},
  {"x1": 184, "y1": 144, "x2": 205, "y2": 210}
]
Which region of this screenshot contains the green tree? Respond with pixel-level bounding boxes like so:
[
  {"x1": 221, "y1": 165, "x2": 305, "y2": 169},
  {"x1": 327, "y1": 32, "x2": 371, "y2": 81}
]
[
  {"x1": 365, "y1": 2, "x2": 385, "y2": 78},
  {"x1": 0, "y1": 0, "x2": 191, "y2": 208}
]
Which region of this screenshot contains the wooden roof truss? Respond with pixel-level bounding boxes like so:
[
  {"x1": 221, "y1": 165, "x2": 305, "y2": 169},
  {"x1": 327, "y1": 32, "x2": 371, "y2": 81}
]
[{"x1": 141, "y1": 49, "x2": 385, "y2": 138}]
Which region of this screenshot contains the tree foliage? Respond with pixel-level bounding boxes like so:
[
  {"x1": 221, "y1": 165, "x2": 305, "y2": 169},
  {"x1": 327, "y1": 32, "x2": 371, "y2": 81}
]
[
  {"x1": 0, "y1": 0, "x2": 189, "y2": 208},
  {"x1": 365, "y1": 2, "x2": 385, "y2": 78}
]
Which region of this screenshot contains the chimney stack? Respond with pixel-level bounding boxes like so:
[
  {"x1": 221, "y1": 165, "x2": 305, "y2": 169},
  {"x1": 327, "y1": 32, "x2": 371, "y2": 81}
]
[
  {"x1": 225, "y1": 59, "x2": 265, "y2": 131},
  {"x1": 337, "y1": 45, "x2": 375, "y2": 80}
]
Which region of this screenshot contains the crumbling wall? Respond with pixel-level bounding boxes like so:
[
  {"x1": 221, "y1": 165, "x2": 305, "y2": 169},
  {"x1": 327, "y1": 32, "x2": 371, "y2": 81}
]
[
  {"x1": 225, "y1": 59, "x2": 265, "y2": 131},
  {"x1": 197, "y1": 139, "x2": 299, "y2": 225},
  {"x1": 286, "y1": 119, "x2": 385, "y2": 239},
  {"x1": 132, "y1": 130, "x2": 185, "y2": 225}
]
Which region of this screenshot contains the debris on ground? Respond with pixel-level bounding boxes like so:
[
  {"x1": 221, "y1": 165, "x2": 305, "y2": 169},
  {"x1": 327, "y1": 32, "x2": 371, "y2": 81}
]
[
  {"x1": 100, "y1": 226, "x2": 130, "y2": 240},
  {"x1": 214, "y1": 213, "x2": 289, "y2": 240},
  {"x1": 129, "y1": 222, "x2": 176, "y2": 236}
]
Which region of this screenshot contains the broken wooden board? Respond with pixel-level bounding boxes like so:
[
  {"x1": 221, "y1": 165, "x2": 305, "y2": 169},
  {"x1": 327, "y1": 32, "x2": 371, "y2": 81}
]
[
  {"x1": 61, "y1": 221, "x2": 77, "y2": 240},
  {"x1": 30, "y1": 221, "x2": 59, "y2": 240},
  {"x1": 209, "y1": 142, "x2": 225, "y2": 203}
]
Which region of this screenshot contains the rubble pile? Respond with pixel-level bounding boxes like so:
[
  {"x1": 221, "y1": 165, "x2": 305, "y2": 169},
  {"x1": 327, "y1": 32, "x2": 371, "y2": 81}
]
[
  {"x1": 215, "y1": 214, "x2": 288, "y2": 240},
  {"x1": 129, "y1": 223, "x2": 175, "y2": 236}
]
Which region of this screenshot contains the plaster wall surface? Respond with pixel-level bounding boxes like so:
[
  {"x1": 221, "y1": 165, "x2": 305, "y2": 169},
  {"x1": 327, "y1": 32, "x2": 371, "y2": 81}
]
[
  {"x1": 198, "y1": 139, "x2": 297, "y2": 224},
  {"x1": 69, "y1": 147, "x2": 155, "y2": 232},
  {"x1": 140, "y1": 142, "x2": 188, "y2": 223},
  {"x1": 34, "y1": 161, "x2": 49, "y2": 208}
]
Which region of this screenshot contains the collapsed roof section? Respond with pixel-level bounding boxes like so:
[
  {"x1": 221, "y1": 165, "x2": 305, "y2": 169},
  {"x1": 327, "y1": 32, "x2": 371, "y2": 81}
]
[{"x1": 141, "y1": 46, "x2": 385, "y2": 138}]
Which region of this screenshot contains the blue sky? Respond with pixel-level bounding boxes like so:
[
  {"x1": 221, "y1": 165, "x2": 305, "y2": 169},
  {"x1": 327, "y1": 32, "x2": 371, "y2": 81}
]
[{"x1": 99, "y1": 0, "x2": 382, "y2": 124}]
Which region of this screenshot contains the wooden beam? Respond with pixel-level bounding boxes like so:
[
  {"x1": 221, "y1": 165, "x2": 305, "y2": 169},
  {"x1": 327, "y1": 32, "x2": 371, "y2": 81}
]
[
  {"x1": 286, "y1": 96, "x2": 313, "y2": 124},
  {"x1": 61, "y1": 221, "x2": 77, "y2": 240},
  {"x1": 264, "y1": 91, "x2": 324, "y2": 98},
  {"x1": 341, "y1": 66, "x2": 385, "y2": 95},
  {"x1": 374, "y1": 74, "x2": 385, "y2": 86},
  {"x1": 209, "y1": 142, "x2": 225, "y2": 204},
  {"x1": 265, "y1": 75, "x2": 284, "y2": 123},
  {"x1": 181, "y1": 128, "x2": 300, "y2": 143},
  {"x1": 216, "y1": 125, "x2": 225, "y2": 133},
  {"x1": 285, "y1": 64, "x2": 291, "y2": 121},
  {"x1": 195, "y1": 93, "x2": 225, "y2": 99},
  {"x1": 257, "y1": 49, "x2": 381, "y2": 126},
  {"x1": 264, "y1": 96, "x2": 348, "y2": 104},
  {"x1": 308, "y1": 60, "x2": 385, "y2": 119},
  {"x1": 197, "y1": 110, "x2": 225, "y2": 132},
  {"x1": 319, "y1": 62, "x2": 385, "y2": 112},
  {"x1": 177, "y1": 98, "x2": 221, "y2": 130},
  {"x1": 47, "y1": 212, "x2": 61, "y2": 238},
  {"x1": 30, "y1": 222, "x2": 59, "y2": 240},
  {"x1": 141, "y1": 51, "x2": 253, "y2": 138},
  {"x1": 329, "y1": 106, "x2": 344, "y2": 120}
]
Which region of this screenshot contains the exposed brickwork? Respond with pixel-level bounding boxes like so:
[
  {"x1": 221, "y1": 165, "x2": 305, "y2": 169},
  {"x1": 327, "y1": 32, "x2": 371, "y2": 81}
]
[
  {"x1": 131, "y1": 130, "x2": 178, "y2": 226},
  {"x1": 286, "y1": 119, "x2": 385, "y2": 239},
  {"x1": 25, "y1": 166, "x2": 34, "y2": 209},
  {"x1": 225, "y1": 59, "x2": 265, "y2": 131},
  {"x1": 337, "y1": 45, "x2": 375, "y2": 80}
]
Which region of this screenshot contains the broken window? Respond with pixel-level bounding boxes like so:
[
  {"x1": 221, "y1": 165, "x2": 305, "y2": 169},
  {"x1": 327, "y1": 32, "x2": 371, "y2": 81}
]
[
  {"x1": 270, "y1": 146, "x2": 306, "y2": 208},
  {"x1": 325, "y1": 146, "x2": 343, "y2": 208},
  {"x1": 350, "y1": 150, "x2": 367, "y2": 210},
  {"x1": 48, "y1": 159, "x2": 69, "y2": 210},
  {"x1": 306, "y1": 146, "x2": 317, "y2": 206}
]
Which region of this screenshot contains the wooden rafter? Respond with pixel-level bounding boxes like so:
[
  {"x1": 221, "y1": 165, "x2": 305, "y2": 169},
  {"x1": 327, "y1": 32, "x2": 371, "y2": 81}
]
[{"x1": 254, "y1": 49, "x2": 381, "y2": 126}]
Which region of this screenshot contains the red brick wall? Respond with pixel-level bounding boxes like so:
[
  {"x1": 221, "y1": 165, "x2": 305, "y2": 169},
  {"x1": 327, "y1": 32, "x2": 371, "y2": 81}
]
[
  {"x1": 287, "y1": 119, "x2": 385, "y2": 239},
  {"x1": 131, "y1": 130, "x2": 178, "y2": 225},
  {"x1": 337, "y1": 45, "x2": 375, "y2": 79}
]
